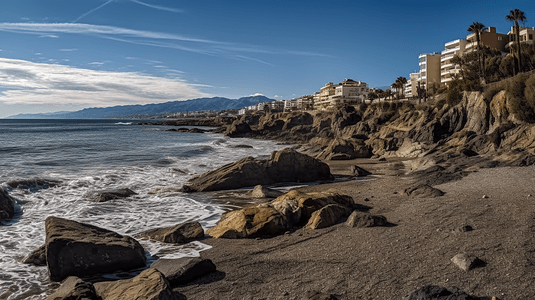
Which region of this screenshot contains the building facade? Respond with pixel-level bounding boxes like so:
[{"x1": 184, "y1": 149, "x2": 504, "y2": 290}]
[
  {"x1": 314, "y1": 79, "x2": 370, "y2": 109},
  {"x1": 418, "y1": 53, "x2": 441, "y2": 93}
]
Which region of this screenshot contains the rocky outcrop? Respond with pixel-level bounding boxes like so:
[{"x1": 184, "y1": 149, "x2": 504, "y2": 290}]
[
  {"x1": 0, "y1": 188, "x2": 15, "y2": 222},
  {"x1": 94, "y1": 268, "x2": 180, "y2": 300},
  {"x1": 83, "y1": 188, "x2": 137, "y2": 202},
  {"x1": 224, "y1": 119, "x2": 252, "y2": 137},
  {"x1": 181, "y1": 148, "x2": 332, "y2": 192},
  {"x1": 45, "y1": 216, "x2": 146, "y2": 281},
  {"x1": 46, "y1": 277, "x2": 100, "y2": 300},
  {"x1": 165, "y1": 128, "x2": 209, "y2": 133},
  {"x1": 250, "y1": 185, "x2": 284, "y2": 198},
  {"x1": 207, "y1": 190, "x2": 356, "y2": 238},
  {"x1": 135, "y1": 222, "x2": 205, "y2": 244},
  {"x1": 316, "y1": 138, "x2": 372, "y2": 160},
  {"x1": 151, "y1": 257, "x2": 216, "y2": 286},
  {"x1": 6, "y1": 178, "x2": 61, "y2": 191}
]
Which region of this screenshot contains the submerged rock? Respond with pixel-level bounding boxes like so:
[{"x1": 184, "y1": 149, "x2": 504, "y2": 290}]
[
  {"x1": 45, "y1": 276, "x2": 100, "y2": 300},
  {"x1": 0, "y1": 188, "x2": 15, "y2": 222},
  {"x1": 135, "y1": 222, "x2": 204, "y2": 244},
  {"x1": 181, "y1": 148, "x2": 332, "y2": 192},
  {"x1": 94, "y1": 268, "x2": 179, "y2": 300},
  {"x1": 83, "y1": 188, "x2": 137, "y2": 202},
  {"x1": 45, "y1": 216, "x2": 146, "y2": 281},
  {"x1": 151, "y1": 257, "x2": 216, "y2": 286},
  {"x1": 6, "y1": 178, "x2": 61, "y2": 191}
]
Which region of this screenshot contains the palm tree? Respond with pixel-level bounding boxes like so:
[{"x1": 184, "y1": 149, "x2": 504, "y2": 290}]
[
  {"x1": 395, "y1": 76, "x2": 408, "y2": 99},
  {"x1": 506, "y1": 9, "x2": 527, "y2": 75},
  {"x1": 467, "y1": 22, "x2": 486, "y2": 82}
]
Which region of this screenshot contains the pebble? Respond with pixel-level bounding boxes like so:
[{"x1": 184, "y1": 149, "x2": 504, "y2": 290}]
[{"x1": 482, "y1": 195, "x2": 489, "y2": 199}]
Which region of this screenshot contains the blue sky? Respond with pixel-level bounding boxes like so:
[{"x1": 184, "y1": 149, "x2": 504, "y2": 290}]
[{"x1": 0, "y1": 0, "x2": 534, "y2": 118}]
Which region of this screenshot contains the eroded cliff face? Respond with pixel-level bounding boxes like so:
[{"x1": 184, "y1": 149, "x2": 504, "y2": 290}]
[{"x1": 225, "y1": 91, "x2": 535, "y2": 178}]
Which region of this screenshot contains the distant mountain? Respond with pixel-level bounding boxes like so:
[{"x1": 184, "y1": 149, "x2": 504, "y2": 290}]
[{"x1": 6, "y1": 96, "x2": 273, "y2": 119}]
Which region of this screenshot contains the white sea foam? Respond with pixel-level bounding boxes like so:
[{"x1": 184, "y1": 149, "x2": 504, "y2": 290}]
[{"x1": 0, "y1": 131, "x2": 286, "y2": 299}]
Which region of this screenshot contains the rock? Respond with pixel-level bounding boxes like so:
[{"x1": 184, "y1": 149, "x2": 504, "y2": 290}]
[
  {"x1": 206, "y1": 206, "x2": 287, "y2": 238},
  {"x1": 135, "y1": 222, "x2": 204, "y2": 244},
  {"x1": 94, "y1": 268, "x2": 180, "y2": 300},
  {"x1": 45, "y1": 276, "x2": 100, "y2": 300},
  {"x1": 350, "y1": 165, "x2": 372, "y2": 177},
  {"x1": 302, "y1": 291, "x2": 339, "y2": 300},
  {"x1": 224, "y1": 119, "x2": 252, "y2": 137},
  {"x1": 165, "y1": 128, "x2": 208, "y2": 133},
  {"x1": 451, "y1": 253, "x2": 485, "y2": 271},
  {"x1": 45, "y1": 216, "x2": 146, "y2": 281},
  {"x1": 150, "y1": 257, "x2": 216, "y2": 286},
  {"x1": 456, "y1": 225, "x2": 473, "y2": 232},
  {"x1": 317, "y1": 138, "x2": 372, "y2": 161},
  {"x1": 402, "y1": 184, "x2": 445, "y2": 198},
  {"x1": 22, "y1": 244, "x2": 46, "y2": 266},
  {"x1": 0, "y1": 188, "x2": 15, "y2": 222},
  {"x1": 6, "y1": 178, "x2": 61, "y2": 191},
  {"x1": 305, "y1": 204, "x2": 350, "y2": 230},
  {"x1": 182, "y1": 148, "x2": 332, "y2": 192},
  {"x1": 407, "y1": 285, "x2": 485, "y2": 300},
  {"x1": 83, "y1": 188, "x2": 137, "y2": 202},
  {"x1": 250, "y1": 185, "x2": 284, "y2": 198},
  {"x1": 232, "y1": 144, "x2": 253, "y2": 148},
  {"x1": 345, "y1": 211, "x2": 388, "y2": 228}
]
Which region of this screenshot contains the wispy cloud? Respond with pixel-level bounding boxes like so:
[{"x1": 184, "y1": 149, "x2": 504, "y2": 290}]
[
  {"x1": 0, "y1": 22, "x2": 332, "y2": 64},
  {"x1": 59, "y1": 48, "x2": 78, "y2": 52},
  {"x1": 130, "y1": 0, "x2": 183, "y2": 13},
  {"x1": 88, "y1": 62, "x2": 104, "y2": 65},
  {"x1": 73, "y1": 0, "x2": 115, "y2": 23},
  {"x1": 0, "y1": 58, "x2": 210, "y2": 107}
]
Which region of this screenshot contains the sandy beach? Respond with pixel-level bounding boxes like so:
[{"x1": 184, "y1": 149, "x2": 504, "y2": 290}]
[{"x1": 176, "y1": 160, "x2": 535, "y2": 299}]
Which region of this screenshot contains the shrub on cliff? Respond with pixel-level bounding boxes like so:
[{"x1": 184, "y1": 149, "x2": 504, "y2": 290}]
[
  {"x1": 446, "y1": 87, "x2": 463, "y2": 106},
  {"x1": 507, "y1": 73, "x2": 535, "y2": 123},
  {"x1": 525, "y1": 73, "x2": 535, "y2": 110},
  {"x1": 483, "y1": 83, "x2": 505, "y2": 102}
]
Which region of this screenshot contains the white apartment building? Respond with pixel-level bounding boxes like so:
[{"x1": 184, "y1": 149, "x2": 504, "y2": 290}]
[
  {"x1": 507, "y1": 26, "x2": 535, "y2": 49},
  {"x1": 418, "y1": 53, "x2": 441, "y2": 92},
  {"x1": 314, "y1": 79, "x2": 370, "y2": 109},
  {"x1": 440, "y1": 39, "x2": 468, "y2": 85},
  {"x1": 405, "y1": 72, "x2": 419, "y2": 98}
]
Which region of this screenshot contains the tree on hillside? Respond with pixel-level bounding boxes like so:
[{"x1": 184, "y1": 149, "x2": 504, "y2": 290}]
[
  {"x1": 467, "y1": 22, "x2": 486, "y2": 82},
  {"x1": 395, "y1": 76, "x2": 408, "y2": 99},
  {"x1": 506, "y1": 8, "x2": 527, "y2": 75}
]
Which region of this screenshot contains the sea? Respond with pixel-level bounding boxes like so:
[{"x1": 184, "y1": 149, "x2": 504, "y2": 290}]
[{"x1": 0, "y1": 119, "x2": 285, "y2": 299}]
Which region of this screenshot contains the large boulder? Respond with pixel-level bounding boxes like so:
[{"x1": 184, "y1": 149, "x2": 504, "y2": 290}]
[
  {"x1": 83, "y1": 188, "x2": 137, "y2": 202},
  {"x1": 0, "y1": 188, "x2": 15, "y2": 222},
  {"x1": 182, "y1": 148, "x2": 332, "y2": 192},
  {"x1": 316, "y1": 138, "x2": 372, "y2": 161},
  {"x1": 135, "y1": 222, "x2": 204, "y2": 244},
  {"x1": 206, "y1": 206, "x2": 287, "y2": 238},
  {"x1": 94, "y1": 268, "x2": 180, "y2": 300},
  {"x1": 151, "y1": 257, "x2": 216, "y2": 286},
  {"x1": 45, "y1": 217, "x2": 147, "y2": 281},
  {"x1": 345, "y1": 211, "x2": 388, "y2": 228},
  {"x1": 46, "y1": 276, "x2": 100, "y2": 300},
  {"x1": 224, "y1": 119, "x2": 252, "y2": 137},
  {"x1": 250, "y1": 185, "x2": 284, "y2": 198},
  {"x1": 305, "y1": 204, "x2": 349, "y2": 229}
]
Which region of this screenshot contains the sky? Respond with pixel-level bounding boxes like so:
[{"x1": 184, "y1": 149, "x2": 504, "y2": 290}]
[{"x1": 0, "y1": 0, "x2": 534, "y2": 118}]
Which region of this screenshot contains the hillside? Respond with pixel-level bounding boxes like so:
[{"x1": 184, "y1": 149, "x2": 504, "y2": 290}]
[{"x1": 6, "y1": 96, "x2": 272, "y2": 119}]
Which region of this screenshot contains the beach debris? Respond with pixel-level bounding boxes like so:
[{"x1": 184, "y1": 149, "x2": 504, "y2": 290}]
[
  {"x1": 135, "y1": 222, "x2": 204, "y2": 244},
  {"x1": 345, "y1": 210, "x2": 388, "y2": 228},
  {"x1": 151, "y1": 257, "x2": 216, "y2": 287},
  {"x1": 451, "y1": 253, "x2": 486, "y2": 271},
  {"x1": 94, "y1": 268, "x2": 180, "y2": 300},
  {"x1": 45, "y1": 216, "x2": 146, "y2": 281}
]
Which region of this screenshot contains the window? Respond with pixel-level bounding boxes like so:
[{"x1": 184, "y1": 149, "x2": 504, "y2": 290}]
[
  {"x1": 498, "y1": 36, "x2": 502, "y2": 41},
  {"x1": 530, "y1": 34, "x2": 533, "y2": 40}
]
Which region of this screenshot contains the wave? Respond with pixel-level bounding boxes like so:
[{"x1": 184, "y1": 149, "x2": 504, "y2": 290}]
[{"x1": 115, "y1": 122, "x2": 132, "y2": 125}]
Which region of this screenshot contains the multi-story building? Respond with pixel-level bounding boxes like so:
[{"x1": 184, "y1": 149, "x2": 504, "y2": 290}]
[
  {"x1": 405, "y1": 72, "x2": 419, "y2": 98},
  {"x1": 313, "y1": 79, "x2": 370, "y2": 109},
  {"x1": 295, "y1": 95, "x2": 314, "y2": 110},
  {"x1": 506, "y1": 26, "x2": 535, "y2": 49},
  {"x1": 418, "y1": 53, "x2": 441, "y2": 92},
  {"x1": 440, "y1": 39, "x2": 468, "y2": 86},
  {"x1": 465, "y1": 27, "x2": 508, "y2": 53}
]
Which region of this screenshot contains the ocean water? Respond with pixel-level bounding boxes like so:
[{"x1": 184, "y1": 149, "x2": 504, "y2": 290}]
[{"x1": 0, "y1": 119, "x2": 284, "y2": 299}]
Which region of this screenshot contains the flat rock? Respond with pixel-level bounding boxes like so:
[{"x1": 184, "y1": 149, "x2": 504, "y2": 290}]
[
  {"x1": 345, "y1": 211, "x2": 388, "y2": 228},
  {"x1": 45, "y1": 276, "x2": 100, "y2": 300},
  {"x1": 350, "y1": 165, "x2": 372, "y2": 177},
  {"x1": 305, "y1": 204, "x2": 350, "y2": 230},
  {"x1": 45, "y1": 216, "x2": 146, "y2": 281},
  {"x1": 22, "y1": 244, "x2": 46, "y2": 266},
  {"x1": 94, "y1": 268, "x2": 180, "y2": 300},
  {"x1": 150, "y1": 257, "x2": 216, "y2": 286},
  {"x1": 0, "y1": 188, "x2": 15, "y2": 222},
  {"x1": 135, "y1": 222, "x2": 204, "y2": 244},
  {"x1": 83, "y1": 188, "x2": 137, "y2": 202},
  {"x1": 451, "y1": 253, "x2": 485, "y2": 271},
  {"x1": 6, "y1": 178, "x2": 61, "y2": 191},
  {"x1": 250, "y1": 185, "x2": 284, "y2": 198},
  {"x1": 232, "y1": 144, "x2": 254, "y2": 148},
  {"x1": 402, "y1": 184, "x2": 445, "y2": 198},
  {"x1": 407, "y1": 285, "x2": 486, "y2": 299}
]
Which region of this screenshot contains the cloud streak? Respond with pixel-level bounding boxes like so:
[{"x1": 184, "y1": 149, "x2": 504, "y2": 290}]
[
  {"x1": 73, "y1": 0, "x2": 115, "y2": 23},
  {"x1": 130, "y1": 0, "x2": 183, "y2": 13},
  {"x1": 0, "y1": 58, "x2": 210, "y2": 107}
]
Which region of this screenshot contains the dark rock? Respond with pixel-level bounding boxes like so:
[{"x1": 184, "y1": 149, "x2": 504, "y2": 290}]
[
  {"x1": 407, "y1": 285, "x2": 486, "y2": 300},
  {"x1": 165, "y1": 128, "x2": 208, "y2": 134},
  {"x1": 345, "y1": 211, "x2": 388, "y2": 228},
  {"x1": 182, "y1": 148, "x2": 332, "y2": 192},
  {"x1": 0, "y1": 188, "x2": 15, "y2": 222},
  {"x1": 317, "y1": 138, "x2": 372, "y2": 161},
  {"x1": 451, "y1": 253, "x2": 486, "y2": 271},
  {"x1": 305, "y1": 204, "x2": 349, "y2": 229},
  {"x1": 94, "y1": 268, "x2": 180, "y2": 300},
  {"x1": 402, "y1": 184, "x2": 445, "y2": 198},
  {"x1": 350, "y1": 165, "x2": 372, "y2": 177},
  {"x1": 250, "y1": 185, "x2": 284, "y2": 198},
  {"x1": 6, "y1": 178, "x2": 61, "y2": 191},
  {"x1": 45, "y1": 276, "x2": 100, "y2": 300},
  {"x1": 83, "y1": 188, "x2": 137, "y2": 202},
  {"x1": 135, "y1": 222, "x2": 204, "y2": 244},
  {"x1": 303, "y1": 291, "x2": 339, "y2": 300},
  {"x1": 224, "y1": 119, "x2": 252, "y2": 137},
  {"x1": 22, "y1": 244, "x2": 46, "y2": 266},
  {"x1": 232, "y1": 144, "x2": 254, "y2": 149},
  {"x1": 150, "y1": 257, "x2": 216, "y2": 286},
  {"x1": 45, "y1": 216, "x2": 146, "y2": 281}
]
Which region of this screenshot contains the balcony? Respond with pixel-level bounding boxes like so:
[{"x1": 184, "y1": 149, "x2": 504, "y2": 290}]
[
  {"x1": 441, "y1": 63, "x2": 454, "y2": 69},
  {"x1": 441, "y1": 54, "x2": 454, "y2": 62},
  {"x1": 441, "y1": 47, "x2": 460, "y2": 55},
  {"x1": 445, "y1": 39, "x2": 463, "y2": 47}
]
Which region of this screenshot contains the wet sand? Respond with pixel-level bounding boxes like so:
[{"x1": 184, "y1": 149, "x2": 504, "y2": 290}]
[{"x1": 176, "y1": 160, "x2": 535, "y2": 299}]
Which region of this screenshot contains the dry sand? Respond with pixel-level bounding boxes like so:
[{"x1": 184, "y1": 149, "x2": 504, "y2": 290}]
[{"x1": 175, "y1": 159, "x2": 535, "y2": 300}]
